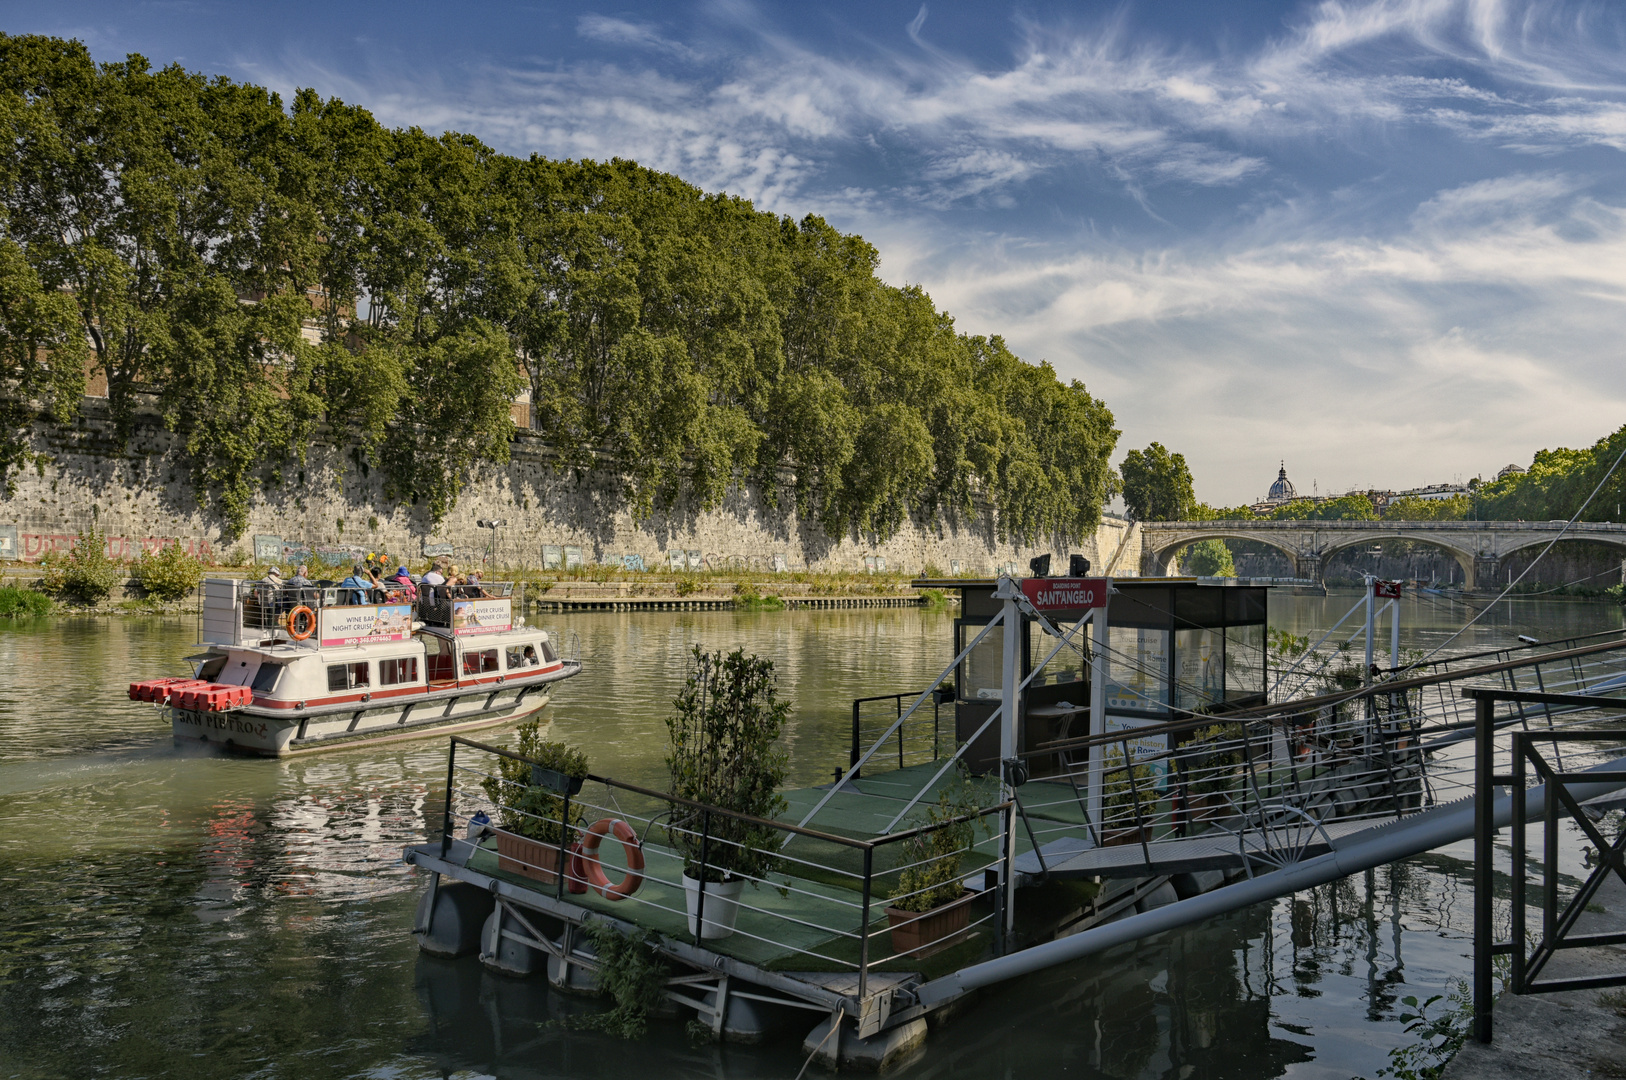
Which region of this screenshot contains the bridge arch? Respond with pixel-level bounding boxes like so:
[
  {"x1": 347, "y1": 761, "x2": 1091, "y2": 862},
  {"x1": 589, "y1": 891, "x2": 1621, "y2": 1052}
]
[
  {"x1": 1319, "y1": 533, "x2": 1478, "y2": 585},
  {"x1": 1142, "y1": 529, "x2": 1302, "y2": 578}
]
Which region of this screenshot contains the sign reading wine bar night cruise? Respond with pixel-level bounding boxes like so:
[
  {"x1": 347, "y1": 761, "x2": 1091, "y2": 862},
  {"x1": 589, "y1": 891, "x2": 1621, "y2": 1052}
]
[{"x1": 1020, "y1": 577, "x2": 1108, "y2": 612}]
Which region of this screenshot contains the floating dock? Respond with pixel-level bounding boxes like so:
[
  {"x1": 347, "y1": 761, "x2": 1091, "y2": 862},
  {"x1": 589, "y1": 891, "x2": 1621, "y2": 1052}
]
[{"x1": 405, "y1": 577, "x2": 1626, "y2": 1068}]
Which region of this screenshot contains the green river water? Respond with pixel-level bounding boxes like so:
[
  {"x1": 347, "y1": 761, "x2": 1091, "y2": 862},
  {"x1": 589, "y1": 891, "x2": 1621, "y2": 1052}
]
[{"x1": 0, "y1": 591, "x2": 1620, "y2": 1079}]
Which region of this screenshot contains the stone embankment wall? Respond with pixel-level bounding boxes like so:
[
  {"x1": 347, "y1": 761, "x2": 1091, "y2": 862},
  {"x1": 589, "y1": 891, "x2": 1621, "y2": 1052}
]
[{"x1": 1, "y1": 401, "x2": 1143, "y2": 577}]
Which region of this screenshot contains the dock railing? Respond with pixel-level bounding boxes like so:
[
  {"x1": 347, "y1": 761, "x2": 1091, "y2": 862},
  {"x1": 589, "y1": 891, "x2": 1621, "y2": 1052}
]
[
  {"x1": 1003, "y1": 634, "x2": 1626, "y2": 878},
  {"x1": 439, "y1": 736, "x2": 1013, "y2": 1002},
  {"x1": 848, "y1": 690, "x2": 945, "y2": 778},
  {"x1": 1467, "y1": 686, "x2": 1626, "y2": 1045}
]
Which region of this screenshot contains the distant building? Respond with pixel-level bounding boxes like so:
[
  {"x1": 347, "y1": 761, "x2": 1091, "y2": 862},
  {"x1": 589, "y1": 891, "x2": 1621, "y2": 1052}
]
[
  {"x1": 1250, "y1": 463, "x2": 1299, "y2": 513},
  {"x1": 1497, "y1": 463, "x2": 1526, "y2": 482}
]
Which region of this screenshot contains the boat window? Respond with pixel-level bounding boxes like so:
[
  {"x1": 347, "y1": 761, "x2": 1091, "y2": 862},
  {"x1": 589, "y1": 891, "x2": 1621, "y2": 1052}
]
[
  {"x1": 326, "y1": 662, "x2": 370, "y2": 692},
  {"x1": 250, "y1": 663, "x2": 283, "y2": 694},
  {"x1": 380, "y1": 657, "x2": 419, "y2": 686},
  {"x1": 506, "y1": 645, "x2": 543, "y2": 669},
  {"x1": 462, "y1": 648, "x2": 499, "y2": 676},
  {"x1": 197, "y1": 655, "x2": 227, "y2": 681},
  {"x1": 540, "y1": 639, "x2": 558, "y2": 664}
]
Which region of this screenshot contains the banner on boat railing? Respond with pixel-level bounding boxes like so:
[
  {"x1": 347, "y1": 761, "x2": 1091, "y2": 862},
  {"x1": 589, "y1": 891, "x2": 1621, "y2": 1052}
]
[
  {"x1": 452, "y1": 598, "x2": 512, "y2": 636},
  {"x1": 1021, "y1": 577, "x2": 1108, "y2": 612},
  {"x1": 319, "y1": 604, "x2": 413, "y2": 647}
]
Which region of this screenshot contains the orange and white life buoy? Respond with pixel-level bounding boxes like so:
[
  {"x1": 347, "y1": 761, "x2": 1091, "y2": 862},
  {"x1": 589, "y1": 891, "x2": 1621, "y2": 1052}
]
[
  {"x1": 287, "y1": 606, "x2": 316, "y2": 640},
  {"x1": 572, "y1": 818, "x2": 644, "y2": 900}
]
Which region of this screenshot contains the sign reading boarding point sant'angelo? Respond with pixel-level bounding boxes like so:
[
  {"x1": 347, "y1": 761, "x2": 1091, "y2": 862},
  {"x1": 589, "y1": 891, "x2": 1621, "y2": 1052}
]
[{"x1": 1020, "y1": 577, "x2": 1108, "y2": 613}]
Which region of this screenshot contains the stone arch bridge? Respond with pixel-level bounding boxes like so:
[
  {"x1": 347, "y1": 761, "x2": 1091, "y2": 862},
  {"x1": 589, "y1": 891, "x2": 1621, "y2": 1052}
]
[{"x1": 1138, "y1": 520, "x2": 1626, "y2": 587}]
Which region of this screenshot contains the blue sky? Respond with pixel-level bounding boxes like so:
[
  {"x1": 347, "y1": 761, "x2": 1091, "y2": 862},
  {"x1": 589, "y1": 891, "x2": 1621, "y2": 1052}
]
[{"x1": 11, "y1": 0, "x2": 1626, "y2": 506}]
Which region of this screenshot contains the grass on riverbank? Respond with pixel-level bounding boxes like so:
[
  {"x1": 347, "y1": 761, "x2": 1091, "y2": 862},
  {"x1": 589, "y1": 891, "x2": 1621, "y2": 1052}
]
[{"x1": 0, "y1": 585, "x2": 52, "y2": 618}]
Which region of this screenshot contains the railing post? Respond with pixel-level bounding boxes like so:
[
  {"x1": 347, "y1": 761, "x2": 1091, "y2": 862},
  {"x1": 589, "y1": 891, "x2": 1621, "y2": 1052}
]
[
  {"x1": 859, "y1": 845, "x2": 874, "y2": 1001},
  {"x1": 851, "y1": 701, "x2": 862, "y2": 778},
  {"x1": 440, "y1": 739, "x2": 457, "y2": 859},
  {"x1": 695, "y1": 809, "x2": 711, "y2": 941},
  {"x1": 557, "y1": 787, "x2": 572, "y2": 899},
  {"x1": 898, "y1": 695, "x2": 905, "y2": 770},
  {"x1": 1473, "y1": 693, "x2": 1495, "y2": 1044},
  {"x1": 1511, "y1": 731, "x2": 1526, "y2": 993}
]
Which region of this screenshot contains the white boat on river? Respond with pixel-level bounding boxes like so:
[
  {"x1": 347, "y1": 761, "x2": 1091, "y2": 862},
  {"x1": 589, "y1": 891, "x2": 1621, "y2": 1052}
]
[{"x1": 130, "y1": 578, "x2": 580, "y2": 756}]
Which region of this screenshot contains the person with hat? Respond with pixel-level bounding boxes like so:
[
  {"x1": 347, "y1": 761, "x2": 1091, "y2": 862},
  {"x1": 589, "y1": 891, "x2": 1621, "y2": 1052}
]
[{"x1": 390, "y1": 565, "x2": 417, "y2": 600}]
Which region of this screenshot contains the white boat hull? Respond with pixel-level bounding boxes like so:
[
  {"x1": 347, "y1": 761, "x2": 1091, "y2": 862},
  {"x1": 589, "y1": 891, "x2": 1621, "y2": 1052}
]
[{"x1": 171, "y1": 684, "x2": 553, "y2": 756}]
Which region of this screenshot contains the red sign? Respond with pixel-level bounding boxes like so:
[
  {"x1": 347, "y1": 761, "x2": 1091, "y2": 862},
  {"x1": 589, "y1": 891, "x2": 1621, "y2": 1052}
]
[
  {"x1": 1020, "y1": 577, "x2": 1108, "y2": 612},
  {"x1": 1373, "y1": 580, "x2": 1403, "y2": 599}
]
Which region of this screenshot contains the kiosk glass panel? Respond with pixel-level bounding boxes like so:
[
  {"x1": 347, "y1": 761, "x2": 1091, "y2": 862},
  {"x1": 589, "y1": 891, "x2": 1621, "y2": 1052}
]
[{"x1": 1107, "y1": 627, "x2": 1170, "y2": 714}]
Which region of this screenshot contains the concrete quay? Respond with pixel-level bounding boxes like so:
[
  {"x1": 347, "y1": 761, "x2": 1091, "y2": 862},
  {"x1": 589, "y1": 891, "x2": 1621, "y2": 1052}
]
[{"x1": 1443, "y1": 876, "x2": 1626, "y2": 1080}]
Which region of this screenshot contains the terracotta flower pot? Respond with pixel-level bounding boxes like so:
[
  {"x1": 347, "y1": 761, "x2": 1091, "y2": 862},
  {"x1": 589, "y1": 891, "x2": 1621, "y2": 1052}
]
[
  {"x1": 885, "y1": 890, "x2": 975, "y2": 959},
  {"x1": 494, "y1": 829, "x2": 567, "y2": 884}
]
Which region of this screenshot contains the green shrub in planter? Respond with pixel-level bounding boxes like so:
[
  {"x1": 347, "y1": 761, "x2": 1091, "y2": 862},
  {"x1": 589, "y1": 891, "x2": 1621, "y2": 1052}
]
[
  {"x1": 479, "y1": 720, "x2": 588, "y2": 845},
  {"x1": 665, "y1": 646, "x2": 789, "y2": 883},
  {"x1": 133, "y1": 542, "x2": 205, "y2": 601},
  {"x1": 891, "y1": 781, "x2": 985, "y2": 913},
  {"x1": 38, "y1": 527, "x2": 122, "y2": 603},
  {"x1": 1101, "y1": 747, "x2": 1159, "y2": 824}
]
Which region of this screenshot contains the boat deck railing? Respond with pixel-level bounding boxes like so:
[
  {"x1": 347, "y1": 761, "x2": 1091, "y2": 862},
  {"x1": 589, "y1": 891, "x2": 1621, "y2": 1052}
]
[
  {"x1": 229, "y1": 578, "x2": 517, "y2": 634},
  {"x1": 439, "y1": 736, "x2": 1014, "y2": 999}
]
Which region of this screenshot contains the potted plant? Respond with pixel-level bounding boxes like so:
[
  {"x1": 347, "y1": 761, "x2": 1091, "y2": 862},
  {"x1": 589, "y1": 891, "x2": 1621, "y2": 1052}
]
[
  {"x1": 1184, "y1": 722, "x2": 1246, "y2": 824},
  {"x1": 665, "y1": 646, "x2": 790, "y2": 940},
  {"x1": 885, "y1": 783, "x2": 986, "y2": 959},
  {"x1": 1099, "y1": 747, "x2": 1158, "y2": 846},
  {"x1": 481, "y1": 720, "x2": 588, "y2": 885}
]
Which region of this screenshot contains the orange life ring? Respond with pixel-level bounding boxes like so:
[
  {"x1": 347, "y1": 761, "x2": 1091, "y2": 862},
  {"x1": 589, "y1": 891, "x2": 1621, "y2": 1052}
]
[
  {"x1": 287, "y1": 606, "x2": 316, "y2": 640},
  {"x1": 572, "y1": 818, "x2": 644, "y2": 900}
]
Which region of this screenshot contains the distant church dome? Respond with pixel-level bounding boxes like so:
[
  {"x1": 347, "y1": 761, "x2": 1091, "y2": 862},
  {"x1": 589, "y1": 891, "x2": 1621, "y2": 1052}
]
[{"x1": 1268, "y1": 462, "x2": 1296, "y2": 502}]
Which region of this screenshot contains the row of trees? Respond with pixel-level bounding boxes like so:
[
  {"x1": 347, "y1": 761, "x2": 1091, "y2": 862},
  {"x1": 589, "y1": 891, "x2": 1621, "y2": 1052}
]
[
  {"x1": 0, "y1": 34, "x2": 1120, "y2": 542},
  {"x1": 1120, "y1": 423, "x2": 1626, "y2": 528}
]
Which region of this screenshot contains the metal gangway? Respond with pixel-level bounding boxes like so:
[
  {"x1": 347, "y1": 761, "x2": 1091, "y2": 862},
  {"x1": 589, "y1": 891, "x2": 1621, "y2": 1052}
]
[{"x1": 803, "y1": 576, "x2": 1626, "y2": 1008}]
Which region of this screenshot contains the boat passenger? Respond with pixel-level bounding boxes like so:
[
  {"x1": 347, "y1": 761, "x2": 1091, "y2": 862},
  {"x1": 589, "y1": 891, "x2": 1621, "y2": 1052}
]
[
  {"x1": 421, "y1": 562, "x2": 448, "y2": 600},
  {"x1": 390, "y1": 566, "x2": 417, "y2": 601},
  {"x1": 286, "y1": 565, "x2": 314, "y2": 588},
  {"x1": 521, "y1": 645, "x2": 539, "y2": 667},
  {"x1": 251, "y1": 566, "x2": 285, "y2": 619},
  {"x1": 338, "y1": 565, "x2": 373, "y2": 606},
  {"x1": 463, "y1": 571, "x2": 491, "y2": 598},
  {"x1": 366, "y1": 566, "x2": 390, "y2": 603}
]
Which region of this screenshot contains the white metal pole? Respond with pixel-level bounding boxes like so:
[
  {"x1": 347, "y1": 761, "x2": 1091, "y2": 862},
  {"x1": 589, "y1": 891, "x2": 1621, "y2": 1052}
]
[
  {"x1": 1087, "y1": 590, "x2": 1110, "y2": 844},
  {"x1": 994, "y1": 575, "x2": 1023, "y2": 938},
  {"x1": 1363, "y1": 575, "x2": 1376, "y2": 685},
  {"x1": 1390, "y1": 597, "x2": 1401, "y2": 672}
]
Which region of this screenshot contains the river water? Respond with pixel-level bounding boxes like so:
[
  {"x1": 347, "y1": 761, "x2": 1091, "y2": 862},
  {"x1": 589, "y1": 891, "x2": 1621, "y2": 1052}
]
[{"x1": 0, "y1": 591, "x2": 1620, "y2": 1079}]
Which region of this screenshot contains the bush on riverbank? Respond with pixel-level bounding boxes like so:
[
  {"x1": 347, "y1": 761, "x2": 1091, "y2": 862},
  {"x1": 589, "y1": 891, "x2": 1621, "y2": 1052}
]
[
  {"x1": 134, "y1": 543, "x2": 206, "y2": 601},
  {"x1": 37, "y1": 528, "x2": 123, "y2": 603},
  {"x1": 0, "y1": 585, "x2": 51, "y2": 617}
]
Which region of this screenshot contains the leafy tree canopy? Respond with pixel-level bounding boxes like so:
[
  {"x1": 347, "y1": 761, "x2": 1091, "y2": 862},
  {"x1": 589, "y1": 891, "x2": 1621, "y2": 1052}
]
[
  {"x1": 0, "y1": 34, "x2": 1120, "y2": 544},
  {"x1": 1120, "y1": 442, "x2": 1194, "y2": 521}
]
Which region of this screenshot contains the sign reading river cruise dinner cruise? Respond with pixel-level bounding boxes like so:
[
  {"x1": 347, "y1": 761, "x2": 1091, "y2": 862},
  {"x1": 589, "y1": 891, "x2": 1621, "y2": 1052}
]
[
  {"x1": 319, "y1": 604, "x2": 413, "y2": 647},
  {"x1": 451, "y1": 598, "x2": 513, "y2": 636},
  {"x1": 1019, "y1": 577, "x2": 1108, "y2": 612}
]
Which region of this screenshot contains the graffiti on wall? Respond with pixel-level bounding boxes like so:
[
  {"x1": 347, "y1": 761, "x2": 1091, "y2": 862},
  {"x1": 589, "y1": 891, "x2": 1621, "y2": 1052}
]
[{"x1": 1, "y1": 531, "x2": 214, "y2": 563}]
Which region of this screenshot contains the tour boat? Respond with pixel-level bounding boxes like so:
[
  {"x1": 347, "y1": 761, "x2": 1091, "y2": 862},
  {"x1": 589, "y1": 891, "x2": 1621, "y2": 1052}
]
[{"x1": 129, "y1": 578, "x2": 580, "y2": 756}]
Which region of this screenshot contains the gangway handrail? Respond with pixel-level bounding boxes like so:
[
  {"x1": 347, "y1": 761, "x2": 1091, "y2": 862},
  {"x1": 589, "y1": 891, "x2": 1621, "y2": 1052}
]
[
  {"x1": 1023, "y1": 634, "x2": 1626, "y2": 761},
  {"x1": 1379, "y1": 627, "x2": 1626, "y2": 674}
]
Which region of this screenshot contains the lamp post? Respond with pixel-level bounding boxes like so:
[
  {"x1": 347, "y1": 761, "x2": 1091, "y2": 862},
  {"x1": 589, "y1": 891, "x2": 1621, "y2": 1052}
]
[{"x1": 476, "y1": 518, "x2": 508, "y2": 568}]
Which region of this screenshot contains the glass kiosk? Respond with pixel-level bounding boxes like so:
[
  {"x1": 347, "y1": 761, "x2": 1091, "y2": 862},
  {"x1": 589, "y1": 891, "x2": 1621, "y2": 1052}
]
[{"x1": 922, "y1": 577, "x2": 1270, "y2": 776}]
